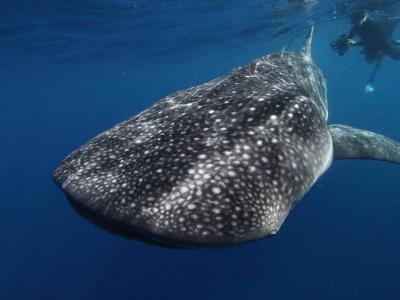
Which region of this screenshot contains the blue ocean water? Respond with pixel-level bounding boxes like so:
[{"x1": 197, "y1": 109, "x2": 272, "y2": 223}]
[{"x1": 1, "y1": 0, "x2": 400, "y2": 299}]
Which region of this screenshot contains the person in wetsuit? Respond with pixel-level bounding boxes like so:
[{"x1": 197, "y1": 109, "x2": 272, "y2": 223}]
[{"x1": 331, "y1": 10, "x2": 400, "y2": 92}]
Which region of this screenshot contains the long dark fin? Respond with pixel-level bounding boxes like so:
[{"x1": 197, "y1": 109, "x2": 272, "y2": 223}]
[
  {"x1": 329, "y1": 124, "x2": 400, "y2": 163},
  {"x1": 299, "y1": 24, "x2": 314, "y2": 58}
]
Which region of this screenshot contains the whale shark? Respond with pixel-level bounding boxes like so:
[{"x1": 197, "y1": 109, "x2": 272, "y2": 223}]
[{"x1": 53, "y1": 26, "x2": 400, "y2": 247}]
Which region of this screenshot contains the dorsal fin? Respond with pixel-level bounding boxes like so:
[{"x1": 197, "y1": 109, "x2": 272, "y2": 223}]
[{"x1": 299, "y1": 24, "x2": 314, "y2": 58}]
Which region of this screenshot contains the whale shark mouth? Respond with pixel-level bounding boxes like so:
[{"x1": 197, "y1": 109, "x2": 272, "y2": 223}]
[
  {"x1": 66, "y1": 195, "x2": 190, "y2": 249},
  {"x1": 65, "y1": 193, "x2": 271, "y2": 249}
]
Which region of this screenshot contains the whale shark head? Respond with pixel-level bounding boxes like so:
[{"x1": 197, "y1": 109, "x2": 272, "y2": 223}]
[
  {"x1": 54, "y1": 26, "x2": 333, "y2": 247},
  {"x1": 54, "y1": 25, "x2": 400, "y2": 248}
]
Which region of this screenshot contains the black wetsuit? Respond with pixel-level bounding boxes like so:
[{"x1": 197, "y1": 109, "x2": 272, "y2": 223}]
[
  {"x1": 333, "y1": 11, "x2": 400, "y2": 88},
  {"x1": 348, "y1": 13, "x2": 400, "y2": 63}
]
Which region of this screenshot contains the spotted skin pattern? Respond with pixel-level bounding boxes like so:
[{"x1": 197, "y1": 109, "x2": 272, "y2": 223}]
[{"x1": 54, "y1": 41, "x2": 336, "y2": 246}]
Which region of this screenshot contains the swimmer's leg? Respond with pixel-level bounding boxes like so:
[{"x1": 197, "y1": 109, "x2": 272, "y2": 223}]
[{"x1": 366, "y1": 56, "x2": 383, "y2": 93}]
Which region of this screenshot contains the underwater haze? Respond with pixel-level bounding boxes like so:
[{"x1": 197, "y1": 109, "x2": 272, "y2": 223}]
[{"x1": 1, "y1": 0, "x2": 400, "y2": 299}]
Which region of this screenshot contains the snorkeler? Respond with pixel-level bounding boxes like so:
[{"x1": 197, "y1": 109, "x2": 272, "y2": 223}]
[{"x1": 331, "y1": 10, "x2": 400, "y2": 92}]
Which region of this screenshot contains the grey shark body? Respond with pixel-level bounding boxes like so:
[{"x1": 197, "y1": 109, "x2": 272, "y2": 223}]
[{"x1": 54, "y1": 27, "x2": 400, "y2": 247}]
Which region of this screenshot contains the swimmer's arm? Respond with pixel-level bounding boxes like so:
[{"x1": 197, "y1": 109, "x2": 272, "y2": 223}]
[
  {"x1": 390, "y1": 16, "x2": 400, "y2": 24},
  {"x1": 347, "y1": 24, "x2": 359, "y2": 39},
  {"x1": 342, "y1": 24, "x2": 363, "y2": 47},
  {"x1": 347, "y1": 39, "x2": 364, "y2": 47},
  {"x1": 352, "y1": 40, "x2": 364, "y2": 46}
]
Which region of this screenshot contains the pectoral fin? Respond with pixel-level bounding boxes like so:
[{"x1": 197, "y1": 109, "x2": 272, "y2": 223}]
[{"x1": 329, "y1": 124, "x2": 400, "y2": 164}]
